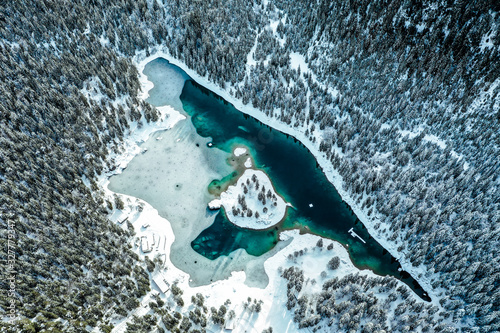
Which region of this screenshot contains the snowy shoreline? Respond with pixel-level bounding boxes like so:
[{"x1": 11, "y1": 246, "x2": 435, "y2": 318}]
[
  {"x1": 98, "y1": 48, "x2": 444, "y2": 332},
  {"x1": 96, "y1": 105, "x2": 373, "y2": 332},
  {"x1": 132, "y1": 47, "x2": 438, "y2": 302}
]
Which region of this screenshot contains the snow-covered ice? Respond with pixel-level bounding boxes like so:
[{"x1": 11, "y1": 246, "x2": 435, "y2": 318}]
[
  {"x1": 234, "y1": 147, "x2": 247, "y2": 156},
  {"x1": 106, "y1": 52, "x2": 291, "y2": 290},
  {"x1": 208, "y1": 199, "x2": 222, "y2": 210}
]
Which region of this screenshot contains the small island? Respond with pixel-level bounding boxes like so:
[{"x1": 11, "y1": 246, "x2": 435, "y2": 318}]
[{"x1": 211, "y1": 169, "x2": 288, "y2": 230}]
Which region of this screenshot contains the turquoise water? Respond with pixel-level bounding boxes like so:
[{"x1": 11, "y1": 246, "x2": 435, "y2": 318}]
[
  {"x1": 191, "y1": 207, "x2": 279, "y2": 260},
  {"x1": 179, "y1": 76, "x2": 430, "y2": 301}
]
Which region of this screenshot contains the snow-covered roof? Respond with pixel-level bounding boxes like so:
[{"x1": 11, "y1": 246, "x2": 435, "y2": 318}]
[{"x1": 152, "y1": 274, "x2": 170, "y2": 294}]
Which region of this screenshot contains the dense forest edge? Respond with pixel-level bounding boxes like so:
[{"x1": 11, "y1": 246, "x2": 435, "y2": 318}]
[{"x1": 0, "y1": 0, "x2": 499, "y2": 332}]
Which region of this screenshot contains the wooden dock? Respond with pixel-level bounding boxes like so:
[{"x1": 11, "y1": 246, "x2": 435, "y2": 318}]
[{"x1": 348, "y1": 228, "x2": 366, "y2": 244}]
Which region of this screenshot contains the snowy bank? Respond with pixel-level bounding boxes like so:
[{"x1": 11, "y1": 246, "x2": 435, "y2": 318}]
[
  {"x1": 135, "y1": 48, "x2": 438, "y2": 302},
  {"x1": 207, "y1": 199, "x2": 222, "y2": 210}
]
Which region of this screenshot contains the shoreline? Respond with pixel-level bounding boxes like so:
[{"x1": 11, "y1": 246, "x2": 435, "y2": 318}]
[
  {"x1": 132, "y1": 47, "x2": 438, "y2": 303},
  {"x1": 97, "y1": 50, "x2": 444, "y2": 331}
]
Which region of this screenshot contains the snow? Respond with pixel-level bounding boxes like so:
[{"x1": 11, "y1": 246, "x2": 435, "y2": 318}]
[
  {"x1": 416, "y1": 23, "x2": 426, "y2": 33},
  {"x1": 208, "y1": 199, "x2": 222, "y2": 210},
  {"x1": 450, "y1": 150, "x2": 469, "y2": 171},
  {"x1": 423, "y1": 134, "x2": 446, "y2": 149},
  {"x1": 152, "y1": 273, "x2": 170, "y2": 293},
  {"x1": 380, "y1": 123, "x2": 391, "y2": 131},
  {"x1": 81, "y1": 73, "x2": 184, "y2": 175},
  {"x1": 80, "y1": 76, "x2": 107, "y2": 103},
  {"x1": 290, "y1": 51, "x2": 339, "y2": 98},
  {"x1": 245, "y1": 33, "x2": 259, "y2": 79},
  {"x1": 234, "y1": 147, "x2": 247, "y2": 156},
  {"x1": 399, "y1": 128, "x2": 470, "y2": 170},
  {"x1": 244, "y1": 157, "x2": 252, "y2": 168},
  {"x1": 468, "y1": 77, "x2": 500, "y2": 118},
  {"x1": 269, "y1": 19, "x2": 280, "y2": 34},
  {"x1": 443, "y1": 27, "x2": 450, "y2": 38},
  {"x1": 289, "y1": 52, "x2": 309, "y2": 74},
  {"x1": 106, "y1": 53, "x2": 287, "y2": 292},
  {"x1": 97, "y1": 48, "x2": 451, "y2": 332},
  {"x1": 268, "y1": 15, "x2": 286, "y2": 47},
  {"x1": 220, "y1": 169, "x2": 287, "y2": 230},
  {"x1": 98, "y1": 34, "x2": 110, "y2": 47},
  {"x1": 138, "y1": 48, "x2": 440, "y2": 303},
  {"x1": 138, "y1": 64, "x2": 154, "y2": 100},
  {"x1": 83, "y1": 23, "x2": 90, "y2": 35},
  {"x1": 107, "y1": 191, "x2": 398, "y2": 333},
  {"x1": 479, "y1": 28, "x2": 497, "y2": 52},
  {"x1": 399, "y1": 128, "x2": 423, "y2": 139},
  {"x1": 101, "y1": 136, "x2": 363, "y2": 333}
]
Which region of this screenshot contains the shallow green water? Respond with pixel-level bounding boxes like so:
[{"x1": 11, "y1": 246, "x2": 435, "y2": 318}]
[{"x1": 179, "y1": 74, "x2": 429, "y2": 301}]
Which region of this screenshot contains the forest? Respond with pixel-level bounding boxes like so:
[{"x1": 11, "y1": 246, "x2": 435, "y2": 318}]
[{"x1": 1, "y1": 0, "x2": 499, "y2": 332}]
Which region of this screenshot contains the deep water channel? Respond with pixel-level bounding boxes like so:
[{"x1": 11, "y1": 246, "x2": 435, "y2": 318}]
[{"x1": 110, "y1": 58, "x2": 430, "y2": 301}]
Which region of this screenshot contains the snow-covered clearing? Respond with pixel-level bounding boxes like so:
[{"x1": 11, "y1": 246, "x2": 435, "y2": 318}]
[
  {"x1": 268, "y1": 9, "x2": 286, "y2": 47},
  {"x1": 289, "y1": 52, "x2": 309, "y2": 74},
  {"x1": 479, "y1": 18, "x2": 498, "y2": 52},
  {"x1": 423, "y1": 134, "x2": 446, "y2": 149},
  {"x1": 398, "y1": 127, "x2": 469, "y2": 170},
  {"x1": 244, "y1": 32, "x2": 259, "y2": 83}
]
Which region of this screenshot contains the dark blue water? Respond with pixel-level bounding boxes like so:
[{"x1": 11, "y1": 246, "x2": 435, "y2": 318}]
[
  {"x1": 191, "y1": 207, "x2": 279, "y2": 260},
  {"x1": 155, "y1": 59, "x2": 429, "y2": 301}
]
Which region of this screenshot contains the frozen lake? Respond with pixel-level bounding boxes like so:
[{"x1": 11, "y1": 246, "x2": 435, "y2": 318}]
[{"x1": 109, "y1": 58, "x2": 429, "y2": 300}]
